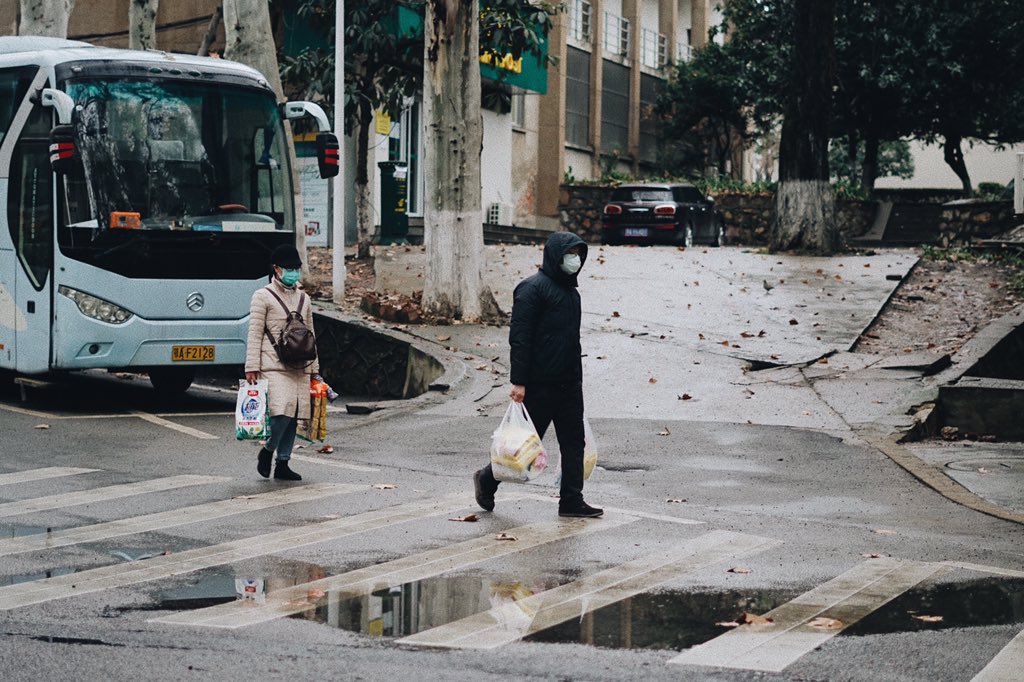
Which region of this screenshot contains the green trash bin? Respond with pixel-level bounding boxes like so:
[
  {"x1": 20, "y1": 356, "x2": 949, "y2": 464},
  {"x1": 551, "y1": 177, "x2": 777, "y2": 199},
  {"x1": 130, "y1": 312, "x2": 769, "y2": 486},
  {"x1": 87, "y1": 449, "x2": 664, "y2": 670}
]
[{"x1": 378, "y1": 161, "x2": 409, "y2": 245}]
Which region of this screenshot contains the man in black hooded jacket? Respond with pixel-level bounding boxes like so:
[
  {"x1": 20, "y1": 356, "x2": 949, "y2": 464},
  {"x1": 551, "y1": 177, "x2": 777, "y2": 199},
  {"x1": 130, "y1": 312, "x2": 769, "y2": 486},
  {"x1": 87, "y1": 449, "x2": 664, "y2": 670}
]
[{"x1": 473, "y1": 231, "x2": 603, "y2": 518}]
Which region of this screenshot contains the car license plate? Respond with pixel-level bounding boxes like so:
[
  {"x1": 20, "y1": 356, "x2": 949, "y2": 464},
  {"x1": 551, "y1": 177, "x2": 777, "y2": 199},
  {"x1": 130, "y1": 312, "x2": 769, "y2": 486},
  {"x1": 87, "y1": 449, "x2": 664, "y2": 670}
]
[
  {"x1": 624, "y1": 227, "x2": 649, "y2": 238},
  {"x1": 171, "y1": 345, "x2": 215, "y2": 362}
]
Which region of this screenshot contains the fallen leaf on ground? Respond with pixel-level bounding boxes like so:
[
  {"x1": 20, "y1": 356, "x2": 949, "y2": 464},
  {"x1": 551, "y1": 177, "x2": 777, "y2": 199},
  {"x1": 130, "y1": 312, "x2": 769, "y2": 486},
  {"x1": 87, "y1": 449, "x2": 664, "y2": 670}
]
[
  {"x1": 495, "y1": 533, "x2": 517, "y2": 541},
  {"x1": 977, "y1": 467, "x2": 991, "y2": 474},
  {"x1": 371, "y1": 483, "x2": 397, "y2": 490},
  {"x1": 698, "y1": 333, "x2": 706, "y2": 340},
  {"x1": 317, "y1": 444, "x2": 334, "y2": 454},
  {"x1": 648, "y1": 377, "x2": 658, "y2": 384},
  {"x1": 789, "y1": 319, "x2": 799, "y2": 325},
  {"x1": 436, "y1": 335, "x2": 451, "y2": 341},
  {"x1": 741, "y1": 331, "x2": 755, "y2": 338},
  {"x1": 862, "y1": 553, "x2": 887, "y2": 558},
  {"x1": 809, "y1": 617, "x2": 844, "y2": 629},
  {"x1": 873, "y1": 529, "x2": 898, "y2": 535},
  {"x1": 728, "y1": 566, "x2": 752, "y2": 574},
  {"x1": 678, "y1": 393, "x2": 693, "y2": 401},
  {"x1": 33, "y1": 424, "x2": 50, "y2": 430},
  {"x1": 449, "y1": 514, "x2": 480, "y2": 522},
  {"x1": 666, "y1": 498, "x2": 686, "y2": 503},
  {"x1": 657, "y1": 426, "x2": 672, "y2": 436},
  {"x1": 911, "y1": 614, "x2": 944, "y2": 623},
  {"x1": 720, "y1": 340, "x2": 730, "y2": 347},
  {"x1": 741, "y1": 612, "x2": 774, "y2": 625},
  {"x1": 612, "y1": 311, "x2": 621, "y2": 317}
]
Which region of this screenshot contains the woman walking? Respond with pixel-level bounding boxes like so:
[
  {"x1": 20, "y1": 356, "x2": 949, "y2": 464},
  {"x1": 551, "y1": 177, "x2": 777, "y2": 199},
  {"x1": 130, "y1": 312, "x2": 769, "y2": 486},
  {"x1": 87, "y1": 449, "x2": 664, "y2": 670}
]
[{"x1": 244, "y1": 244, "x2": 319, "y2": 481}]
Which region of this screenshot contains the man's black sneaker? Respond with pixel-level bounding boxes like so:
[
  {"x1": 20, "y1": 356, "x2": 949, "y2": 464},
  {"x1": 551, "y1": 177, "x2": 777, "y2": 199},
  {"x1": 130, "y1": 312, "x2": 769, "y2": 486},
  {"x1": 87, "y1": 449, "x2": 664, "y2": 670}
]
[
  {"x1": 473, "y1": 469, "x2": 495, "y2": 512},
  {"x1": 558, "y1": 502, "x2": 603, "y2": 518},
  {"x1": 257, "y1": 448, "x2": 273, "y2": 478},
  {"x1": 273, "y1": 460, "x2": 302, "y2": 481}
]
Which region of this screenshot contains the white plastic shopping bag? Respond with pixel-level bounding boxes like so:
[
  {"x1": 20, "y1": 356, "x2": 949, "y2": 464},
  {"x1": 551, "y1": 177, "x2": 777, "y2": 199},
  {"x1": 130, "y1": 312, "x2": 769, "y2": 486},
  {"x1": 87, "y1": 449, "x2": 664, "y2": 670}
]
[
  {"x1": 490, "y1": 401, "x2": 548, "y2": 483},
  {"x1": 235, "y1": 379, "x2": 271, "y2": 440},
  {"x1": 582, "y1": 417, "x2": 599, "y2": 480}
]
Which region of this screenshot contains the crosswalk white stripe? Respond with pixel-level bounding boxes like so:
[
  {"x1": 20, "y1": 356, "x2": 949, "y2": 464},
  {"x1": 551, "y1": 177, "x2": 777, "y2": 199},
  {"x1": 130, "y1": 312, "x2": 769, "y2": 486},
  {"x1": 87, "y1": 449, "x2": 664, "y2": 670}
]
[
  {"x1": 972, "y1": 628, "x2": 1024, "y2": 682},
  {"x1": 0, "y1": 492, "x2": 480, "y2": 611},
  {"x1": 942, "y1": 561, "x2": 1024, "y2": 579},
  {"x1": 0, "y1": 467, "x2": 99, "y2": 486},
  {"x1": 0, "y1": 475, "x2": 230, "y2": 519},
  {"x1": 397, "y1": 529, "x2": 780, "y2": 649},
  {"x1": 669, "y1": 558, "x2": 950, "y2": 672},
  {"x1": 129, "y1": 411, "x2": 218, "y2": 439},
  {"x1": 290, "y1": 454, "x2": 380, "y2": 472},
  {"x1": 153, "y1": 512, "x2": 639, "y2": 628},
  {"x1": 0, "y1": 483, "x2": 361, "y2": 557}
]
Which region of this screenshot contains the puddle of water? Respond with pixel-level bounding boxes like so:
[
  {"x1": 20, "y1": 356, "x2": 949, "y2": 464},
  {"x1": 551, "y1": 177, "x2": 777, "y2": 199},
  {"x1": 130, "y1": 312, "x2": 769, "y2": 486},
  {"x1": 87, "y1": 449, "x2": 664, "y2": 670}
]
[
  {"x1": 524, "y1": 588, "x2": 799, "y2": 650},
  {"x1": 1, "y1": 525, "x2": 53, "y2": 539},
  {"x1": 843, "y1": 577, "x2": 1024, "y2": 636},
  {"x1": 0, "y1": 567, "x2": 76, "y2": 587}
]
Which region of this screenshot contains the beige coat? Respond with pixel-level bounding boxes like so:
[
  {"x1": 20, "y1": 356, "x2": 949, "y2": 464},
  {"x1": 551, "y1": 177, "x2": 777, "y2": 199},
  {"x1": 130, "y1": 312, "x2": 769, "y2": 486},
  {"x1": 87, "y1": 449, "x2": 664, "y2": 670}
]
[{"x1": 245, "y1": 278, "x2": 320, "y2": 418}]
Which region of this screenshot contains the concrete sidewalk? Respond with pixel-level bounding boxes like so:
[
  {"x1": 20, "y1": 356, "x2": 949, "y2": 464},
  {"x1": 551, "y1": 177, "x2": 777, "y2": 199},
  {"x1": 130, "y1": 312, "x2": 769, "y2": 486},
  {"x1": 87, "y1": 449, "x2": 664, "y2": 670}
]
[{"x1": 361, "y1": 243, "x2": 1023, "y2": 524}]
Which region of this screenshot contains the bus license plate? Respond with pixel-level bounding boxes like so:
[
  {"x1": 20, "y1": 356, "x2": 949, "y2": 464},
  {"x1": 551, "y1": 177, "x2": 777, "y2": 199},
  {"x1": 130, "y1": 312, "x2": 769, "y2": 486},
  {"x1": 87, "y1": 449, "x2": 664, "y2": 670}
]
[
  {"x1": 171, "y1": 345, "x2": 215, "y2": 362},
  {"x1": 624, "y1": 227, "x2": 649, "y2": 237}
]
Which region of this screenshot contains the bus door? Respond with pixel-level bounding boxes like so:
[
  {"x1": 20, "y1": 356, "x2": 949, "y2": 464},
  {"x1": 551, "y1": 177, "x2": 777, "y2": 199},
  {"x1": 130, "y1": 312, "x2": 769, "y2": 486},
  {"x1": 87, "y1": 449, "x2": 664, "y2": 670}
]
[
  {"x1": 2, "y1": 69, "x2": 54, "y2": 374},
  {"x1": 0, "y1": 248, "x2": 16, "y2": 369}
]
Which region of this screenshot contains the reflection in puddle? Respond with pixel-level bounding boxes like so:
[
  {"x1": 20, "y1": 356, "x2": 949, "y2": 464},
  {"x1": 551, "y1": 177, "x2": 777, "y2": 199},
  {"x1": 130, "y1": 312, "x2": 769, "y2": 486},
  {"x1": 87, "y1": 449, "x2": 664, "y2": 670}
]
[
  {"x1": 845, "y1": 577, "x2": 1024, "y2": 635},
  {"x1": 1, "y1": 525, "x2": 53, "y2": 539},
  {"x1": 0, "y1": 567, "x2": 76, "y2": 587},
  {"x1": 291, "y1": 574, "x2": 564, "y2": 637}
]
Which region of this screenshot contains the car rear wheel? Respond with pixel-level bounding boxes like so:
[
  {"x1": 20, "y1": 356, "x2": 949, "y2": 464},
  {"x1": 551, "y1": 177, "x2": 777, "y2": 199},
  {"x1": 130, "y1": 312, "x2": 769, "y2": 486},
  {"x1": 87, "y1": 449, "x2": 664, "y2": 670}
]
[
  {"x1": 149, "y1": 368, "x2": 195, "y2": 395},
  {"x1": 712, "y1": 221, "x2": 725, "y2": 247},
  {"x1": 684, "y1": 224, "x2": 694, "y2": 248}
]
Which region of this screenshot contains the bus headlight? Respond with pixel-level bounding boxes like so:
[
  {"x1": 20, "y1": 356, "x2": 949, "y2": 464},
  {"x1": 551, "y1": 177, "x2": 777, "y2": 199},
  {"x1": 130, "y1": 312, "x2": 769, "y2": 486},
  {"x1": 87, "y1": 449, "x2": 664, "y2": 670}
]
[{"x1": 58, "y1": 286, "x2": 135, "y2": 324}]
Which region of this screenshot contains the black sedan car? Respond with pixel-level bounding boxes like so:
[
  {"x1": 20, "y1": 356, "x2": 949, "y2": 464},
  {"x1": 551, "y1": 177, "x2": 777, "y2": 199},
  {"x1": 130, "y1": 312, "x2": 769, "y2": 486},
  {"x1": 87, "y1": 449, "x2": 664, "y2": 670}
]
[{"x1": 601, "y1": 183, "x2": 725, "y2": 247}]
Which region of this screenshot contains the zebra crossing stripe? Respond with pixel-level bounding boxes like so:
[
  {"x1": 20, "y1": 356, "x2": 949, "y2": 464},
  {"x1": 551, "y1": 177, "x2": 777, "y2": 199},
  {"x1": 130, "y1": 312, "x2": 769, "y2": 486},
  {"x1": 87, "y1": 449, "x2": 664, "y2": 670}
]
[
  {"x1": 972, "y1": 628, "x2": 1024, "y2": 682},
  {"x1": 397, "y1": 529, "x2": 780, "y2": 650},
  {"x1": 0, "y1": 483, "x2": 362, "y2": 557},
  {"x1": 669, "y1": 558, "x2": 950, "y2": 672},
  {"x1": 0, "y1": 492, "x2": 475, "y2": 611},
  {"x1": 152, "y1": 513, "x2": 639, "y2": 628},
  {"x1": 0, "y1": 475, "x2": 230, "y2": 519},
  {"x1": 0, "y1": 467, "x2": 99, "y2": 486}
]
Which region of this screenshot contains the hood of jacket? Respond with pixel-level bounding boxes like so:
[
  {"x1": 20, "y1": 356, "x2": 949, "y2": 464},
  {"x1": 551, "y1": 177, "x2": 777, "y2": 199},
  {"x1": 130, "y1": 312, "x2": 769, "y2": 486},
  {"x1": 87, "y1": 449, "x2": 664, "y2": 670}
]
[{"x1": 540, "y1": 231, "x2": 588, "y2": 287}]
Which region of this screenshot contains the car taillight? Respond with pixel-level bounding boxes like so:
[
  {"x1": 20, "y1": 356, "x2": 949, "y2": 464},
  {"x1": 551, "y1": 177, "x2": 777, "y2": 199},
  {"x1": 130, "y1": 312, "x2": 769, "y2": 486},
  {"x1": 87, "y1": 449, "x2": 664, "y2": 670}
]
[
  {"x1": 654, "y1": 204, "x2": 676, "y2": 215},
  {"x1": 604, "y1": 204, "x2": 623, "y2": 215}
]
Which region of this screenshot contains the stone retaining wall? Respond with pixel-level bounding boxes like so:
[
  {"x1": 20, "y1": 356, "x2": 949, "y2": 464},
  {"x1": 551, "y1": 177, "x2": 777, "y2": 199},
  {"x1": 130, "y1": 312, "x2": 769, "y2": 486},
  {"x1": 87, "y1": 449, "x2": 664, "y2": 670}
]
[{"x1": 938, "y1": 200, "x2": 1017, "y2": 246}]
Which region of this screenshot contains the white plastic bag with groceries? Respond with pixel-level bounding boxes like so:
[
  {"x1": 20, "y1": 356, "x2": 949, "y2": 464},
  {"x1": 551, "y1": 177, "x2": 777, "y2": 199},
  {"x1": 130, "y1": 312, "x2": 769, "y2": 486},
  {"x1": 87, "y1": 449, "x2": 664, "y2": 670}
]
[
  {"x1": 235, "y1": 379, "x2": 271, "y2": 440},
  {"x1": 490, "y1": 401, "x2": 548, "y2": 483},
  {"x1": 582, "y1": 417, "x2": 599, "y2": 480}
]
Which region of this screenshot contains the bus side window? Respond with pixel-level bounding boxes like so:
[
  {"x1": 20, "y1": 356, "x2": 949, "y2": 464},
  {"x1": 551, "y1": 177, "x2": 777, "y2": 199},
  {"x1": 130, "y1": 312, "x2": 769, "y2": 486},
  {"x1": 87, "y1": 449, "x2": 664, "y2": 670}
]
[
  {"x1": 6, "y1": 103, "x2": 53, "y2": 290},
  {"x1": 0, "y1": 67, "x2": 35, "y2": 146}
]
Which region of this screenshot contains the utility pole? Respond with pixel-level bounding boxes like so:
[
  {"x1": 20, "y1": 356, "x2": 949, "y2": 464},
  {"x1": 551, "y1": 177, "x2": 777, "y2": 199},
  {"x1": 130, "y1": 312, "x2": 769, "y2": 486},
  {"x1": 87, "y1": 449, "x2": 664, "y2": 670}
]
[{"x1": 332, "y1": 0, "x2": 346, "y2": 305}]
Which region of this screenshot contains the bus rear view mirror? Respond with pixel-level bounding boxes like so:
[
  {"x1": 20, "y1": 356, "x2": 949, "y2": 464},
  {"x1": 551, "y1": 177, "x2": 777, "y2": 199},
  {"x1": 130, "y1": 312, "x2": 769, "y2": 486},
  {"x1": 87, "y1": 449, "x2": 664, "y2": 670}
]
[
  {"x1": 316, "y1": 132, "x2": 340, "y2": 179},
  {"x1": 49, "y1": 124, "x2": 76, "y2": 174}
]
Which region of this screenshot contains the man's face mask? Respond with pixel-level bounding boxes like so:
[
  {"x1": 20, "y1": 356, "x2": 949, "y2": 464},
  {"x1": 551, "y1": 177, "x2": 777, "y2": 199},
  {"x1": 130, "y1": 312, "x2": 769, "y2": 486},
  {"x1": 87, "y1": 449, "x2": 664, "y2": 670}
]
[
  {"x1": 280, "y1": 268, "x2": 301, "y2": 286},
  {"x1": 560, "y1": 253, "x2": 582, "y2": 275}
]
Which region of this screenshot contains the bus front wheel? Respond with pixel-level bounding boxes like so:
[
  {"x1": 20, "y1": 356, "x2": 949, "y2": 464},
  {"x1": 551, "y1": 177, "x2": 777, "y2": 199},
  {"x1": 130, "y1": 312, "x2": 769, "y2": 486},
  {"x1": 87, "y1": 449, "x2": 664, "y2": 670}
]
[{"x1": 148, "y1": 368, "x2": 195, "y2": 395}]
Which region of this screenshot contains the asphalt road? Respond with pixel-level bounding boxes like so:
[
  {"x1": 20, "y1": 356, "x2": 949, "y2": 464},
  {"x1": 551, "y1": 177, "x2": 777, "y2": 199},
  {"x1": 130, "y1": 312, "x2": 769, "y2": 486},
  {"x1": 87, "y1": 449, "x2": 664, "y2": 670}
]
[{"x1": 1, "y1": 246, "x2": 1022, "y2": 682}]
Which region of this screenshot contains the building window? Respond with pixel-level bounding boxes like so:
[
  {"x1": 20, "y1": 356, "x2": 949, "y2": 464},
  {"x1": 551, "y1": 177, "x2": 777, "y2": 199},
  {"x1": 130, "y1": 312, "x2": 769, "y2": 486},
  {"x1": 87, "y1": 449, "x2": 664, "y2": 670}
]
[
  {"x1": 601, "y1": 59, "x2": 629, "y2": 155},
  {"x1": 565, "y1": 47, "x2": 591, "y2": 147},
  {"x1": 603, "y1": 12, "x2": 630, "y2": 57},
  {"x1": 641, "y1": 29, "x2": 667, "y2": 68},
  {"x1": 510, "y1": 88, "x2": 525, "y2": 129},
  {"x1": 639, "y1": 74, "x2": 662, "y2": 163},
  {"x1": 569, "y1": 0, "x2": 592, "y2": 43}
]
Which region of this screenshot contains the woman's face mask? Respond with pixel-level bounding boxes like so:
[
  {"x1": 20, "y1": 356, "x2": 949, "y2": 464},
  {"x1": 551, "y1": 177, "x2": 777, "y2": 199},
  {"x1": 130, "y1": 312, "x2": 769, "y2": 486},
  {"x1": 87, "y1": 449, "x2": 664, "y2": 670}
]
[
  {"x1": 279, "y1": 268, "x2": 301, "y2": 286},
  {"x1": 560, "y1": 253, "x2": 582, "y2": 275}
]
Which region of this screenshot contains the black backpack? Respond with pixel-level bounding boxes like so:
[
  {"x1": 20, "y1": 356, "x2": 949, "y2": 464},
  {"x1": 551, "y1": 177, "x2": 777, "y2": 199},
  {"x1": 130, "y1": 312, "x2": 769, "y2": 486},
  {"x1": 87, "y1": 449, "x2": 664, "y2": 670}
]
[{"x1": 263, "y1": 287, "x2": 317, "y2": 368}]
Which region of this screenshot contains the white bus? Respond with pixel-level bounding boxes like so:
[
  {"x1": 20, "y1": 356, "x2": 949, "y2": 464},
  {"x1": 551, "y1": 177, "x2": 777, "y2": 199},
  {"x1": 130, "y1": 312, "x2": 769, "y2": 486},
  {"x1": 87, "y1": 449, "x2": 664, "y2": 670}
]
[{"x1": 0, "y1": 37, "x2": 338, "y2": 393}]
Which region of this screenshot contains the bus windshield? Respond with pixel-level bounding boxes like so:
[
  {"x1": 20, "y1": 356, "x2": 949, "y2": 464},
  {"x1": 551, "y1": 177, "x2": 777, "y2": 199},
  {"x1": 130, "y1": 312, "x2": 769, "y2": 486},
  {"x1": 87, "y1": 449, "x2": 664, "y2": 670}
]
[{"x1": 60, "y1": 78, "x2": 294, "y2": 234}]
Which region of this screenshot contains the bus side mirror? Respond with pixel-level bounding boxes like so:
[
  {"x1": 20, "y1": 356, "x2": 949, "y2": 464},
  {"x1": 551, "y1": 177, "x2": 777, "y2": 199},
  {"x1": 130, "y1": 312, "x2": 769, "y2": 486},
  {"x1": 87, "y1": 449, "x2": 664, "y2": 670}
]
[
  {"x1": 49, "y1": 124, "x2": 76, "y2": 174},
  {"x1": 316, "y1": 132, "x2": 340, "y2": 179}
]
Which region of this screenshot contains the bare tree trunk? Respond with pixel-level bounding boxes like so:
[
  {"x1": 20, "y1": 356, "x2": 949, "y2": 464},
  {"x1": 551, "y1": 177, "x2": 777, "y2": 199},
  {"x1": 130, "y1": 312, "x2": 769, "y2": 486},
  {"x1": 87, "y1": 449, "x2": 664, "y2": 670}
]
[
  {"x1": 354, "y1": 103, "x2": 373, "y2": 259},
  {"x1": 19, "y1": 0, "x2": 76, "y2": 37},
  {"x1": 223, "y1": 0, "x2": 309, "y2": 278},
  {"x1": 198, "y1": 5, "x2": 223, "y2": 56},
  {"x1": 128, "y1": 0, "x2": 159, "y2": 50},
  {"x1": 422, "y1": 0, "x2": 499, "y2": 322},
  {"x1": 861, "y1": 131, "x2": 879, "y2": 192},
  {"x1": 943, "y1": 133, "x2": 972, "y2": 196},
  {"x1": 771, "y1": 0, "x2": 839, "y2": 254}
]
